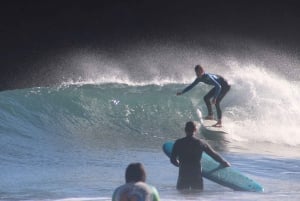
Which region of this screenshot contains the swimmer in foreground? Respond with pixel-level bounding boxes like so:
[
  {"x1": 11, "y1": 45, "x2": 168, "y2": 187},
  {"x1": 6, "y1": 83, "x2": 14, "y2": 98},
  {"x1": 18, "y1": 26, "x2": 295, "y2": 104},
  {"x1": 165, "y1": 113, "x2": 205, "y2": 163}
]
[{"x1": 112, "y1": 162, "x2": 160, "y2": 201}]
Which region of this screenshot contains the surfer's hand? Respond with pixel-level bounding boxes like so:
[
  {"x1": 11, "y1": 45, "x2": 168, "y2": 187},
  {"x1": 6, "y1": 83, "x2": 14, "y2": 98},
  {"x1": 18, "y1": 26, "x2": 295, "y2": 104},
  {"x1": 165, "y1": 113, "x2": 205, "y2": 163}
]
[{"x1": 176, "y1": 92, "x2": 182, "y2": 96}]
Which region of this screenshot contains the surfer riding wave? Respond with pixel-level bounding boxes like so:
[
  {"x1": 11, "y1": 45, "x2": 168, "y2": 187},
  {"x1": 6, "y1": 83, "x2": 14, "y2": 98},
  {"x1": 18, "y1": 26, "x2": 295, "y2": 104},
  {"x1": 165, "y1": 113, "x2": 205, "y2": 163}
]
[{"x1": 177, "y1": 65, "x2": 230, "y2": 127}]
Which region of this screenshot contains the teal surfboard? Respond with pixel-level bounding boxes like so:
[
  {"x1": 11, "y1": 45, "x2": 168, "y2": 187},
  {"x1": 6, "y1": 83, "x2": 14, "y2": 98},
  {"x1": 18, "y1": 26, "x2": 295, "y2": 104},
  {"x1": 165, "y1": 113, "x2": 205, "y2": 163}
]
[{"x1": 163, "y1": 141, "x2": 264, "y2": 192}]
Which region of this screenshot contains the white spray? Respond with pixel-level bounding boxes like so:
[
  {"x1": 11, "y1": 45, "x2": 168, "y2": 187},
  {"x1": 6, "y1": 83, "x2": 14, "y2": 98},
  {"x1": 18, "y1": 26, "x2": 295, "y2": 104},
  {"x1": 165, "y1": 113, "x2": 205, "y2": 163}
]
[{"x1": 222, "y1": 60, "x2": 300, "y2": 146}]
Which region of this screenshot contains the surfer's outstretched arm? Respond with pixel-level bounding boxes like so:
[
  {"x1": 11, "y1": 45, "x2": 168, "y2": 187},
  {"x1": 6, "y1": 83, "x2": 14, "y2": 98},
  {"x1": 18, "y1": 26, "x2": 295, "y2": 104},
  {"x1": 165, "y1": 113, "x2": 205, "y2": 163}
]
[{"x1": 177, "y1": 78, "x2": 201, "y2": 95}]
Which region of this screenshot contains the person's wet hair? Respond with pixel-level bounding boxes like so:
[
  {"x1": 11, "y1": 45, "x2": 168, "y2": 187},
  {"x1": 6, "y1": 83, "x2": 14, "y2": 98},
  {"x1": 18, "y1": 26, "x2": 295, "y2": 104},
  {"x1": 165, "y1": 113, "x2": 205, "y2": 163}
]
[
  {"x1": 185, "y1": 121, "x2": 196, "y2": 134},
  {"x1": 194, "y1": 64, "x2": 203, "y2": 72},
  {"x1": 125, "y1": 163, "x2": 146, "y2": 183}
]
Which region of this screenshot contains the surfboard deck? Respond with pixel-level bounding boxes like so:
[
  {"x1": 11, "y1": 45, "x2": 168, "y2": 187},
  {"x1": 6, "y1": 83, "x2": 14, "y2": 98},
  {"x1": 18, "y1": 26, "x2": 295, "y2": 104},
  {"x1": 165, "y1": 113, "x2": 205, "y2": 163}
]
[
  {"x1": 163, "y1": 141, "x2": 264, "y2": 192},
  {"x1": 196, "y1": 108, "x2": 228, "y2": 134}
]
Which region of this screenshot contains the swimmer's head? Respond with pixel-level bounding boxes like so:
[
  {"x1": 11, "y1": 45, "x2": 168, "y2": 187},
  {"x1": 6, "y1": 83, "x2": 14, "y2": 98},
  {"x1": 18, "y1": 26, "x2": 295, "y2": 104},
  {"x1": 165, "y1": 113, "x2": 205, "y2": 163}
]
[
  {"x1": 125, "y1": 163, "x2": 146, "y2": 183},
  {"x1": 185, "y1": 121, "x2": 196, "y2": 136}
]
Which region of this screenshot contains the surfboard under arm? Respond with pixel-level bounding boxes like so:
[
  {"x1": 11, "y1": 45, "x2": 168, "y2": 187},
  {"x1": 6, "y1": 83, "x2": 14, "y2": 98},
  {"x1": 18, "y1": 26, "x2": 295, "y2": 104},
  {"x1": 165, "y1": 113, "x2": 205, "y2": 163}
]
[{"x1": 162, "y1": 141, "x2": 264, "y2": 192}]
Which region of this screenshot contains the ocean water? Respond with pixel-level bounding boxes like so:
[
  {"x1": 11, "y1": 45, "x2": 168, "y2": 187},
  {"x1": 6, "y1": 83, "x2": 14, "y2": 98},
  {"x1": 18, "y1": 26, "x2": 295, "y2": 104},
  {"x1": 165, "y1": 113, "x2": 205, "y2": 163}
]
[{"x1": 1, "y1": 47, "x2": 300, "y2": 200}]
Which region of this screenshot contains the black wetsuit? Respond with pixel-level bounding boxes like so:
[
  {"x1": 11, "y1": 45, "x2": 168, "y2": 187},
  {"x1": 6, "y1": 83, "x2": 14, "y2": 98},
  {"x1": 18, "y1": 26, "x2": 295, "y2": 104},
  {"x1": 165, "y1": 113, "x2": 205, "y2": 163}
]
[
  {"x1": 171, "y1": 135, "x2": 227, "y2": 190},
  {"x1": 181, "y1": 73, "x2": 230, "y2": 120}
]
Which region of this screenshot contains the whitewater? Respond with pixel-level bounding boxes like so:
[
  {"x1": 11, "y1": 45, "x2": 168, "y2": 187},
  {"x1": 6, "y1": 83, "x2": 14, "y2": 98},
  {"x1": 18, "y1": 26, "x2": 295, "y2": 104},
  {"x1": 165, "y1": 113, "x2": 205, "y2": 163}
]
[{"x1": 1, "y1": 42, "x2": 300, "y2": 200}]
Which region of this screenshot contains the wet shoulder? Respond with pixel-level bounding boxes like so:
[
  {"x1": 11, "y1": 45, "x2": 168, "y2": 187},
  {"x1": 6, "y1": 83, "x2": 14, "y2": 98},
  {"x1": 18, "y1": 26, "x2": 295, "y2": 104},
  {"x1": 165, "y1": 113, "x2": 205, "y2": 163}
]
[
  {"x1": 190, "y1": 136, "x2": 209, "y2": 149},
  {"x1": 176, "y1": 136, "x2": 204, "y2": 145}
]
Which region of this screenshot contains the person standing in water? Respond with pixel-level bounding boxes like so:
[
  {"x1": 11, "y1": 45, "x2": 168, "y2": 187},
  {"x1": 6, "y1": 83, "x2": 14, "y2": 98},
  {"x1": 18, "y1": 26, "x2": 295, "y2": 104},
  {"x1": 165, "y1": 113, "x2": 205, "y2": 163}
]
[
  {"x1": 171, "y1": 121, "x2": 230, "y2": 190},
  {"x1": 112, "y1": 162, "x2": 160, "y2": 201},
  {"x1": 177, "y1": 65, "x2": 230, "y2": 127}
]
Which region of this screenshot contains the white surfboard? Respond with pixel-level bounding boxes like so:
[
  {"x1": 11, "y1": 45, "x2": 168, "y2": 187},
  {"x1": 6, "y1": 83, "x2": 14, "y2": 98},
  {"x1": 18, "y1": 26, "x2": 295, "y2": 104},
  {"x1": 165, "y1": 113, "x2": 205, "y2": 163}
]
[{"x1": 196, "y1": 108, "x2": 228, "y2": 135}]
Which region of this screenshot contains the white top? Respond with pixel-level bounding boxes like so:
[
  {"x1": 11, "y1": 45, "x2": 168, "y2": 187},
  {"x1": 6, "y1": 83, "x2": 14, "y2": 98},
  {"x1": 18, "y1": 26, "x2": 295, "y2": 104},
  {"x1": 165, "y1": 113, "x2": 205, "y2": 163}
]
[{"x1": 112, "y1": 181, "x2": 160, "y2": 201}]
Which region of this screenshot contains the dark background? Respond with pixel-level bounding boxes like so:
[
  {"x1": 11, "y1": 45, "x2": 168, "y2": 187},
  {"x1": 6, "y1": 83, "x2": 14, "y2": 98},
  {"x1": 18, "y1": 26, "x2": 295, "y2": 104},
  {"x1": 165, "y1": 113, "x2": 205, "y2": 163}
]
[{"x1": 1, "y1": 0, "x2": 300, "y2": 90}]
